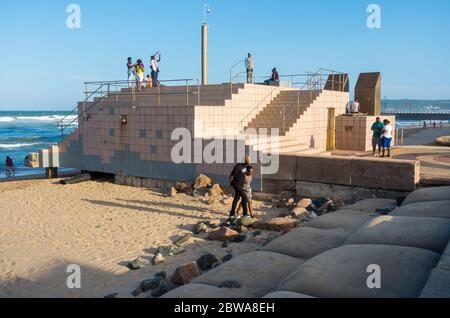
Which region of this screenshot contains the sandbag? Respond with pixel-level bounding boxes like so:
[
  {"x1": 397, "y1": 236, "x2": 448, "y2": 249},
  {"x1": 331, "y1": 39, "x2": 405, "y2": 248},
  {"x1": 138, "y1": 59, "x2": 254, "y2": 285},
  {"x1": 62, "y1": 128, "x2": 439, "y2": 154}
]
[
  {"x1": 391, "y1": 201, "x2": 450, "y2": 219},
  {"x1": 263, "y1": 291, "x2": 314, "y2": 298},
  {"x1": 305, "y1": 210, "x2": 376, "y2": 233},
  {"x1": 191, "y1": 251, "x2": 303, "y2": 298},
  {"x1": 402, "y1": 186, "x2": 450, "y2": 206},
  {"x1": 262, "y1": 227, "x2": 349, "y2": 259},
  {"x1": 345, "y1": 199, "x2": 397, "y2": 213},
  {"x1": 345, "y1": 216, "x2": 450, "y2": 254},
  {"x1": 161, "y1": 284, "x2": 251, "y2": 298},
  {"x1": 278, "y1": 244, "x2": 440, "y2": 298}
]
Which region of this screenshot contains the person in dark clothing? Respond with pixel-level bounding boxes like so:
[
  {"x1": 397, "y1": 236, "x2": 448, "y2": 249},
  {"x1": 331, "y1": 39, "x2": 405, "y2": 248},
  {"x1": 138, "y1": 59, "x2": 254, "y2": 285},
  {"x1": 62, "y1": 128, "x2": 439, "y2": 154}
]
[
  {"x1": 5, "y1": 156, "x2": 15, "y2": 177},
  {"x1": 229, "y1": 156, "x2": 251, "y2": 219}
]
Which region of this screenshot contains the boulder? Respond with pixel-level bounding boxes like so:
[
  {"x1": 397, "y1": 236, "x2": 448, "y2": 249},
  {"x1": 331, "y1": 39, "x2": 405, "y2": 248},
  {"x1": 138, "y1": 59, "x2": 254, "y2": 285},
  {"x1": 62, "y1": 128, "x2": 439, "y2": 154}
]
[
  {"x1": 263, "y1": 291, "x2": 314, "y2": 298},
  {"x1": 209, "y1": 184, "x2": 225, "y2": 197},
  {"x1": 318, "y1": 200, "x2": 338, "y2": 213},
  {"x1": 158, "y1": 245, "x2": 185, "y2": 257},
  {"x1": 345, "y1": 199, "x2": 397, "y2": 213},
  {"x1": 194, "y1": 222, "x2": 208, "y2": 234},
  {"x1": 173, "y1": 233, "x2": 193, "y2": 246},
  {"x1": 152, "y1": 253, "x2": 165, "y2": 265},
  {"x1": 127, "y1": 257, "x2": 146, "y2": 270},
  {"x1": 222, "y1": 253, "x2": 233, "y2": 262},
  {"x1": 167, "y1": 187, "x2": 177, "y2": 197},
  {"x1": 175, "y1": 181, "x2": 192, "y2": 194},
  {"x1": 435, "y1": 136, "x2": 450, "y2": 146},
  {"x1": 296, "y1": 198, "x2": 313, "y2": 209},
  {"x1": 291, "y1": 207, "x2": 309, "y2": 219},
  {"x1": 151, "y1": 279, "x2": 176, "y2": 298},
  {"x1": 193, "y1": 174, "x2": 213, "y2": 190},
  {"x1": 254, "y1": 217, "x2": 298, "y2": 232},
  {"x1": 239, "y1": 217, "x2": 258, "y2": 227},
  {"x1": 208, "y1": 219, "x2": 222, "y2": 228},
  {"x1": 171, "y1": 262, "x2": 201, "y2": 286},
  {"x1": 197, "y1": 254, "x2": 219, "y2": 271},
  {"x1": 232, "y1": 234, "x2": 247, "y2": 243},
  {"x1": 141, "y1": 276, "x2": 163, "y2": 292},
  {"x1": 207, "y1": 227, "x2": 239, "y2": 242},
  {"x1": 104, "y1": 293, "x2": 119, "y2": 298},
  {"x1": 131, "y1": 287, "x2": 143, "y2": 297},
  {"x1": 312, "y1": 197, "x2": 330, "y2": 209}
]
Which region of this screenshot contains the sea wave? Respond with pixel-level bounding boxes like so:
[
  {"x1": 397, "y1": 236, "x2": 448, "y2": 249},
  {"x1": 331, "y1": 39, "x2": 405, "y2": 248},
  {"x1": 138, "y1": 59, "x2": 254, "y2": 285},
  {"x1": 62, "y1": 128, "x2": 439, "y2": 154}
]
[
  {"x1": 0, "y1": 142, "x2": 41, "y2": 149},
  {"x1": 0, "y1": 115, "x2": 78, "y2": 123}
]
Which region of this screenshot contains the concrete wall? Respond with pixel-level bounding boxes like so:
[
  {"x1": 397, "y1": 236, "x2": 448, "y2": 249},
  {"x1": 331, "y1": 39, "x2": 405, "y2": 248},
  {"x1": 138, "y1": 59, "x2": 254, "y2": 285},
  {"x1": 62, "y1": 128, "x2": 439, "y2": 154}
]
[{"x1": 262, "y1": 154, "x2": 420, "y2": 192}]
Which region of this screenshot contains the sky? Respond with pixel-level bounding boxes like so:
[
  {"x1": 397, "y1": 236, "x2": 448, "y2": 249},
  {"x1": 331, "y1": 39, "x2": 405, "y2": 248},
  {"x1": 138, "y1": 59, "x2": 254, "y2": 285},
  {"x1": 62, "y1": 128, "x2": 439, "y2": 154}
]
[{"x1": 0, "y1": 0, "x2": 449, "y2": 110}]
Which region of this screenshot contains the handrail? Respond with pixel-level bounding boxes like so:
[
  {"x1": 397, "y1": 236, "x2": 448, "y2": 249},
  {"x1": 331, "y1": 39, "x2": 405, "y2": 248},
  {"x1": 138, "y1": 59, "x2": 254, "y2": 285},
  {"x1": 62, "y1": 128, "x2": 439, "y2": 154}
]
[
  {"x1": 238, "y1": 87, "x2": 279, "y2": 131},
  {"x1": 58, "y1": 83, "x2": 109, "y2": 137}
]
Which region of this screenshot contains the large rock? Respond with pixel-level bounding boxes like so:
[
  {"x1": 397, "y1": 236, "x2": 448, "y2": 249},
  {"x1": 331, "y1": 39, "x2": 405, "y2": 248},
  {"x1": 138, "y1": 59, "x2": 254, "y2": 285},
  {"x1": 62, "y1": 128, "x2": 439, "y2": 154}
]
[
  {"x1": 161, "y1": 284, "x2": 251, "y2": 298},
  {"x1": 238, "y1": 217, "x2": 258, "y2": 227},
  {"x1": 175, "y1": 181, "x2": 192, "y2": 194},
  {"x1": 278, "y1": 245, "x2": 440, "y2": 298},
  {"x1": 173, "y1": 233, "x2": 193, "y2": 246},
  {"x1": 435, "y1": 136, "x2": 450, "y2": 146},
  {"x1": 254, "y1": 217, "x2": 298, "y2": 232},
  {"x1": 262, "y1": 227, "x2": 350, "y2": 259},
  {"x1": 345, "y1": 215, "x2": 450, "y2": 254},
  {"x1": 296, "y1": 198, "x2": 313, "y2": 209},
  {"x1": 208, "y1": 184, "x2": 224, "y2": 197},
  {"x1": 207, "y1": 227, "x2": 239, "y2": 242},
  {"x1": 402, "y1": 187, "x2": 450, "y2": 206},
  {"x1": 391, "y1": 200, "x2": 450, "y2": 219},
  {"x1": 171, "y1": 262, "x2": 200, "y2": 286},
  {"x1": 194, "y1": 222, "x2": 208, "y2": 234},
  {"x1": 158, "y1": 245, "x2": 185, "y2": 257},
  {"x1": 191, "y1": 251, "x2": 304, "y2": 297},
  {"x1": 291, "y1": 207, "x2": 309, "y2": 219},
  {"x1": 151, "y1": 279, "x2": 176, "y2": 297},
  {"x1": 193, "y1": 174, "x2": 213, "y2": 190},
  {"x1": 127, "y1": 257, "x2": 146, "y2": 270},
  {"x1": 197, "y1": 254, "x2": 219, "y2": 271}
]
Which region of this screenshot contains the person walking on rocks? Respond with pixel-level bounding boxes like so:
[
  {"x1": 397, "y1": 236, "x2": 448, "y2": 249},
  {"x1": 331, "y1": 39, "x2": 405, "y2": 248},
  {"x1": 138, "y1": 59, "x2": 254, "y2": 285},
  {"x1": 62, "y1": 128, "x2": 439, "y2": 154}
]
[
  {"x1": 237, "y1": 165, "x2": 254, "y2": 217},
  {"x1": 229, "y1": 156, "x2": 251, "y2": 219}
]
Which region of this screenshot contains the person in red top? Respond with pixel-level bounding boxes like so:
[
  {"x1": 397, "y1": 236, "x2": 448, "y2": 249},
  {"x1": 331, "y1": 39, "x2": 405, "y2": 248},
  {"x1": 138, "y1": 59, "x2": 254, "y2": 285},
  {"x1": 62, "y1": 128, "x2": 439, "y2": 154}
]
[{"x1": 5, "y1": 156, "x2": 15, "y2": 177}]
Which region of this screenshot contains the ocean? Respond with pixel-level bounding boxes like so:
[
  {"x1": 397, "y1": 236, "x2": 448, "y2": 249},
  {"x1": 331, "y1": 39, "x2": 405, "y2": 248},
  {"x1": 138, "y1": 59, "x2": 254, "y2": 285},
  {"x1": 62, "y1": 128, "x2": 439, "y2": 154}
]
[
  {"x1": 0, "y1": 111, "x2": 77, "y2": 179},
  {"x1": 0, "y1": 111, "x2": 448, "y2": 179}
]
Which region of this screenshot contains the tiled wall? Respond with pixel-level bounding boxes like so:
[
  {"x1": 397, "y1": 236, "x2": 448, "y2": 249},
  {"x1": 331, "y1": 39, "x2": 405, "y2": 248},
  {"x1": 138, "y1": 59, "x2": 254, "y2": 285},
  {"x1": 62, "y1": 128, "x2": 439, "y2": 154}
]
[{"x1": 336, "y1": 115, "x2": 396, "y2": 152}]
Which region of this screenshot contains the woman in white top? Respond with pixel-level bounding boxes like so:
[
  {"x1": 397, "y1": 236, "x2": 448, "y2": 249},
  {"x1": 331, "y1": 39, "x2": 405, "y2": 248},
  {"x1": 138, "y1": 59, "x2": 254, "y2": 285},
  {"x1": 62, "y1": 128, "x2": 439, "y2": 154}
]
[{"x1": 381, "y1": 120, "x2": 393, "y2": 157}]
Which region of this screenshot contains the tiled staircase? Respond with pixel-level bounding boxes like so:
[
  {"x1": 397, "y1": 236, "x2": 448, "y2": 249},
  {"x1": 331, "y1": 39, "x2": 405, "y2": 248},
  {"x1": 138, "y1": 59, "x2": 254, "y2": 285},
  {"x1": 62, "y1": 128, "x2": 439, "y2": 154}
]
[{"x1": 245, "y1": 90, "x2": 320, "y2": 136}]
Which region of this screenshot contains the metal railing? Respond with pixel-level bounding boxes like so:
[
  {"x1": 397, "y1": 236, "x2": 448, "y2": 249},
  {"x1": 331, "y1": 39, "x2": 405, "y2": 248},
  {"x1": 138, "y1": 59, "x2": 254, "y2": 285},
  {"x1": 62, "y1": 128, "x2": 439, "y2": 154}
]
[
  {"x1": 237, "y1": 68, "x2": 348, "y2": 132},
  {"x1": 58, "y1": 78, "x2": 202, "y2": 137}
]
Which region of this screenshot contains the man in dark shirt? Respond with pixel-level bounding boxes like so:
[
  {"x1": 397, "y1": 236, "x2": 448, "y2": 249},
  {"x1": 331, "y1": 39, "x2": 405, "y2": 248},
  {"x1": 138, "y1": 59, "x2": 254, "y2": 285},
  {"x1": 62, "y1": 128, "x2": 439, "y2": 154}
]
[
  {"x1": 5, "y1": 156, "x2": 15, "y2": 177},
  {"x1": 229, "y1": 156, "x2": 251, "y2": 219}
]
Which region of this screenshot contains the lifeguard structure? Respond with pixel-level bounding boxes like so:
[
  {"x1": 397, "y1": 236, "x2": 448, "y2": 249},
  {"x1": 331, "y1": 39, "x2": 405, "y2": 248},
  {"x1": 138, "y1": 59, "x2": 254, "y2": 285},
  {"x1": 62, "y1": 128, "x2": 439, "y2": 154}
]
[{"x1": 27, "y1": 70, "x2": 417, "y2": 194}]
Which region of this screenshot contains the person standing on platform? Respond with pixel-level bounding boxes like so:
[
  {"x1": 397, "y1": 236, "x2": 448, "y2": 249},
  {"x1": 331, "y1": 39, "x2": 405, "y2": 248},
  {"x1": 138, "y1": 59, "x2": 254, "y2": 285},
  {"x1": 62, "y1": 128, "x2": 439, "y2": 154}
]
[
  {"x1": 371, "y1": 117, "x2": 384, "y2": 157},
  {"x1": 127, "y1": 57, "x2": 136, "y2": 87},
  {"x1": 381, "y1": 119, "x2": 394, "y2": 158},
  {"x1": 150, "y1": 50, "x2": 161, "y2": 87},
  {"x1": 245, "y1": 53, "x2": 254, "y2": 84}
]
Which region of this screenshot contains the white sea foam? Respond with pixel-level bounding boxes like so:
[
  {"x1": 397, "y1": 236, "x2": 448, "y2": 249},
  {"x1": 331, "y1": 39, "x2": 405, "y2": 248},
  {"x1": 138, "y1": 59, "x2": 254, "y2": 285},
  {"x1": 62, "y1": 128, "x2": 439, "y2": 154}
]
[
  {"x1": 0, "y1": 115, "x2": 78, "y2": 123},
  {"x1": 0, "y1": 143, "x2": 40, "y2": 149}
]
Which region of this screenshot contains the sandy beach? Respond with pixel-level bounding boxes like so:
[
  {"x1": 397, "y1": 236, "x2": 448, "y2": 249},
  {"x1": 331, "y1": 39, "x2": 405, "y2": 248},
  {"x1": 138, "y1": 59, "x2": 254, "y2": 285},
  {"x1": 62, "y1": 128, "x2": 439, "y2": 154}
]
[{"x1": 0, "y1": 179, "x2": 280, "y2": 298}]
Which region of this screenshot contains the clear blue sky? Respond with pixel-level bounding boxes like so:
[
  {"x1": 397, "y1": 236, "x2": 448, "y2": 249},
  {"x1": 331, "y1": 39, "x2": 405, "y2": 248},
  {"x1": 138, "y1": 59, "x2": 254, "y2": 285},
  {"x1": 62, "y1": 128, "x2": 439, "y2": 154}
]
[{"x1": 0, "y1": 0, "x2": 449, "y2": 110}]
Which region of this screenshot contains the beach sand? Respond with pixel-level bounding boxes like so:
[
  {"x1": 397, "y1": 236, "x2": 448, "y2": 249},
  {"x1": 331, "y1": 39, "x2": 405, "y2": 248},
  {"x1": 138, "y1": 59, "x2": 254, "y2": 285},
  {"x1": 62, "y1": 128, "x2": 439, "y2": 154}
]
[{"x1": 0, "y1": 179, "x2": 280, "y2": 298}]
